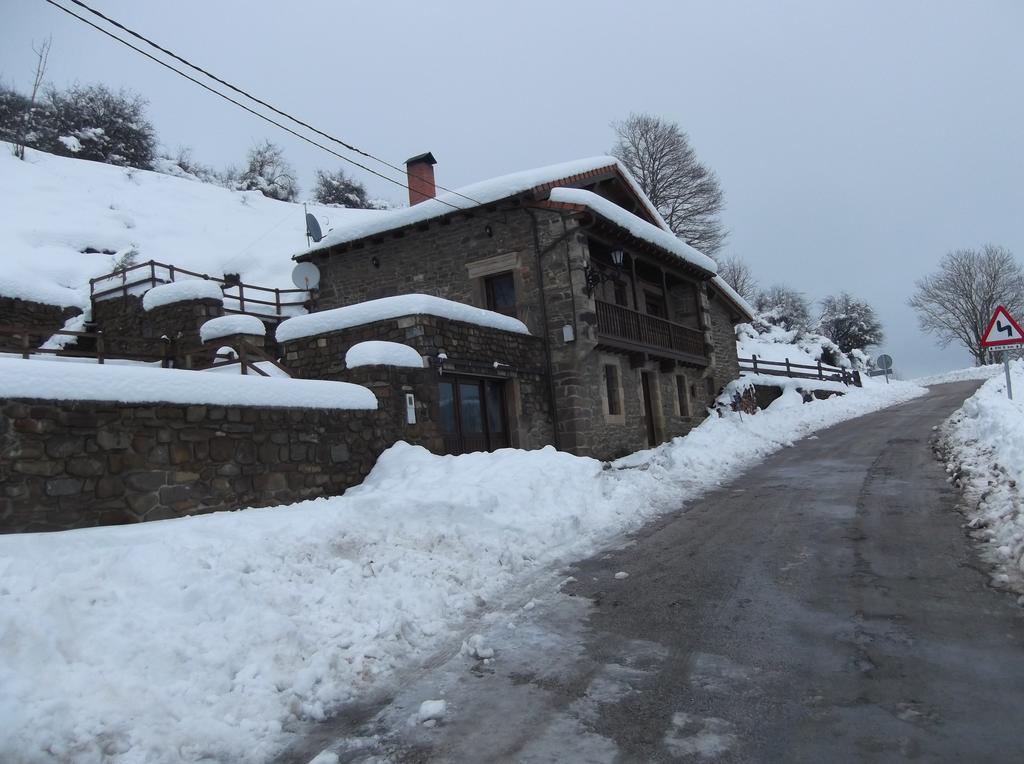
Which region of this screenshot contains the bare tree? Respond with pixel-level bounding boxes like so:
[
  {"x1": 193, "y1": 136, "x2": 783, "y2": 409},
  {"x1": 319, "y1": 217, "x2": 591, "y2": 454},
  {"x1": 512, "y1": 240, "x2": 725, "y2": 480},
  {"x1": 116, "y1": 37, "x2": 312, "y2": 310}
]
[
  {"x1": 13, "y1": 36, "x2": 51, "y2": 160},
  {"x1": 818, "y1": 292, "x2": 883, "y2": 353},
  {"x1": 717, "y1": 255, "x2": 757, "y2": 300},
  {"x1": 909, "y1": 245, "x2": 1024, "y2": 365},
  {"x1": 611, "y1": 112, "x2": 726, "y2": 255}
]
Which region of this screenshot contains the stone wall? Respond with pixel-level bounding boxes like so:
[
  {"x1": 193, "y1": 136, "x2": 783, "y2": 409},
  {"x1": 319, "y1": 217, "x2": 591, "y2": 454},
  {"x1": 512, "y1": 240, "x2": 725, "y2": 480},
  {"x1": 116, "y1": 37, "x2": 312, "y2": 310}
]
[
  {"x1": 92, "y1": 295, "x2": 224, "y2": 362},
  {"x1": 0, "y1": 295, "x2": 80, "y2": 349},
  {"x1": 281, "y1": 313, "x2": 553, "y2": 451},
  {"x1": 0, "y1": 398, "x2": 389, "y2": 534}
]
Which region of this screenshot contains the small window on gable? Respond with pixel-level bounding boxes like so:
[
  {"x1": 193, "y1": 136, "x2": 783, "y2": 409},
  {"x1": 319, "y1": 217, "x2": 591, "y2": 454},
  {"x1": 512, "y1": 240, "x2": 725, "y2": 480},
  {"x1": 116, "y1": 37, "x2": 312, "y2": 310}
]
[
  {"x1": 676, "y1": 375, "x2": 689, "y2": 416},
  {"x1": 604, "y1": 364, "x2": 621, "y2": 415},
  {"x1": 484, "y1": 272, "x2": 516, "y2": 317}
]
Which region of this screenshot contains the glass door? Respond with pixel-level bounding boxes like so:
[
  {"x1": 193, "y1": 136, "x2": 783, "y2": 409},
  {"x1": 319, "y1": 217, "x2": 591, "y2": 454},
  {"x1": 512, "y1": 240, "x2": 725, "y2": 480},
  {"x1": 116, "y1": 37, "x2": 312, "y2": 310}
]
[{"x1": 438, "y1": 377, "x2": 509, "y2": 455}]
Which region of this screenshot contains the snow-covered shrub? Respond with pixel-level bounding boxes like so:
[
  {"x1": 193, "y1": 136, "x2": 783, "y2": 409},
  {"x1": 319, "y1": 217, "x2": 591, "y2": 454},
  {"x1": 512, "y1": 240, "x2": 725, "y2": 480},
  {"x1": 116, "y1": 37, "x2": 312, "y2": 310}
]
[
  {"x1": 737, "y1": 311, "x2": 867, "y2": 371},
  {"x1": 753, "y1": 285, "x2": 812, "y2": 333},
  {"x1": 817, "y1": 292, "x2": 884, "y2": 353},
  {"x1": 43, "y1": 84, "x2": 156, "y2": 169},
  {"x1": 313, "y1": 168, "x2": 372, "y2": 208},
  {"x1": 237, "y1": 140, "x2": 299, "y2": 202}
]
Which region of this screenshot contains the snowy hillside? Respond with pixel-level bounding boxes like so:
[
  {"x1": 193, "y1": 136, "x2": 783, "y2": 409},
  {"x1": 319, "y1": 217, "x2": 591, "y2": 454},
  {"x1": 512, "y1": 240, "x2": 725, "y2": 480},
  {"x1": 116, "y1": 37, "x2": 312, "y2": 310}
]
[
  {"x1": 0, "y1": 143, "x2": 381, "y2": 309},
  {"x1": 736, "y1": 314, "x2": 870, "y2": 370}
]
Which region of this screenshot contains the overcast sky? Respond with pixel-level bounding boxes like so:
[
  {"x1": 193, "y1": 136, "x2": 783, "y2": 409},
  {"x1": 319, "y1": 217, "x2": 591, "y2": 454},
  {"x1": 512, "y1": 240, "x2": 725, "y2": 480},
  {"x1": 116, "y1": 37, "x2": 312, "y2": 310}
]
[{"x1": 4, "y1": 0, "x2": 1023, "y2": 376}]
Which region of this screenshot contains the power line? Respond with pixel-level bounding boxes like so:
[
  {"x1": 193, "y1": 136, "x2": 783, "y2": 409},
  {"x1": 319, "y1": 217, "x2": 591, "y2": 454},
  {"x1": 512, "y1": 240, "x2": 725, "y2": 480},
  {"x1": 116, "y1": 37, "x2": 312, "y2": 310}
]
[
  {"x1": 57, "y1": 0, "x2": 482, "y2": 207},
  {"x1": 41, "y1": 0, "x2": 470, "y2": 213}
]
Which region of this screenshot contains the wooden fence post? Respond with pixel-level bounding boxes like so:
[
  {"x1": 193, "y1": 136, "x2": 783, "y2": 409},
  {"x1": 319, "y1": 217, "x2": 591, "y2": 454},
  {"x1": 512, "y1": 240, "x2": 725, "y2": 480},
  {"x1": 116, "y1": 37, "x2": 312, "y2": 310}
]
[
  {"x1": 238, "y1": 283, "x2": 246, "y2": 313},
  {"x1": 239, "y1": 342, "x2": 249, "y2": 375},
  {"x1": 817, "y1": 360, "x2": 823, "y2": 380},
  {"x1": 96, "y1": 331, "x2": 105, "y2": 364},
  {"x1": 752, "y1": 355, "x2": 758, "y2": 374},
  {"x1": 785, "y1": 358, "x2": 792, "y2": 378},
  {"x1": 21, "y1": 333, "x2": 30, "y2": 360}
]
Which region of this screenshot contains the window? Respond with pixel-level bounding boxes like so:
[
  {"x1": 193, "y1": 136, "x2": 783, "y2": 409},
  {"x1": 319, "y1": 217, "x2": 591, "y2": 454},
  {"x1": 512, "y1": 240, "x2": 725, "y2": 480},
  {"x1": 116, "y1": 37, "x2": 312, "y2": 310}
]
[
  {"x1": 705, "y1": 377, "x2": 716, "y2": 398},
  {"x1": 439, "y1": 377, "x2": 509, "y2": 455},
  {"x1": 484, "y1": 272, "x2": 516, "y2": 317},
  {"x1": 644, "y1": 292, "x2": 666, "y2": 318},
  {"x1": 676, "y1": 376, "x2": 689, "y2": 416},
  {"x1": 604, "y1": 364, "x2": 621, "y2": 415},
  {"x1": 613, "y1": 281, "x2": 629, "y2": 308}
]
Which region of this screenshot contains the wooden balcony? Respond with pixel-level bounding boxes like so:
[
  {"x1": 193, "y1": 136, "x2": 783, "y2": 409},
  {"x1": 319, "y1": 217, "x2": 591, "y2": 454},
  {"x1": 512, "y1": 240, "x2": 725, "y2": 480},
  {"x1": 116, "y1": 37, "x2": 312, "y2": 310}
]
[{"x1": 595, "y1": 300, "x2": 707, "y2": 365}]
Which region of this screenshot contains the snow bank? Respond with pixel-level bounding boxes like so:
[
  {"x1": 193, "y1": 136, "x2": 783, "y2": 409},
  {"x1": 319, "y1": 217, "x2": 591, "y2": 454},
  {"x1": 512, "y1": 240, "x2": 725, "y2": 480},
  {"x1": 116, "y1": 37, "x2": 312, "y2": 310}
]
[
  {"x1": 142, "y1": 279, "x2": 223, "y2": 311},
  {"x1": 915, "y1": 364, "x2": 1004, "y2": 386},
  {"x1": 302, "y1": 155, "x2": 666, "y2": 254},
  {"x1": 0, "y1": 378, "x2": 924, "y2": 763},
  {"x1": 277, "y1": 294, "x2": 529, "y2": 343},
  {"x1": 0, "y1": 357, "x2": 375, "y2": 409},
  {"x1": 345, "y1": 340, "x2": 424, "y2": 369},
  {"x1": 940, "y1": 360, "x2": 1024, "y2": 593},
  {"x1": 548, "y1": 187, "x2": 716, "y2": 274},
  {"x1": 736, "y1": 318, "x2": 853, "y2": 369},
  {"x1": 200, "y1": 314, "x2": 267, "y2": 343},
  {"x1": 724, "y1": 374, "x2": 849, "y2": 399},
  {"x1": 0, "y1": 143, "x2": 378, "y2": 310}
]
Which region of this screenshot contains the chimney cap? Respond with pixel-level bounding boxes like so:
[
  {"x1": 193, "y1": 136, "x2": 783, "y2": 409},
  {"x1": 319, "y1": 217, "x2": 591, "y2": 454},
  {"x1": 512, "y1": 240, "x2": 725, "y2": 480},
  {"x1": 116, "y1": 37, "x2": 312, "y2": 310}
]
[{"x1": 405, "y1": 151, "x2": 436, "y2": 166}]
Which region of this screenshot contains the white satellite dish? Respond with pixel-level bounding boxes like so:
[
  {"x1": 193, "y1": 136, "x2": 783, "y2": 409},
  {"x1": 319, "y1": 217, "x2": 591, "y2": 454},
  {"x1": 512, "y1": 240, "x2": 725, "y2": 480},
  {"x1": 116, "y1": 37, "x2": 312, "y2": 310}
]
[{"x1": 291, "y1": 262, "x2": 321, "y2": 290}]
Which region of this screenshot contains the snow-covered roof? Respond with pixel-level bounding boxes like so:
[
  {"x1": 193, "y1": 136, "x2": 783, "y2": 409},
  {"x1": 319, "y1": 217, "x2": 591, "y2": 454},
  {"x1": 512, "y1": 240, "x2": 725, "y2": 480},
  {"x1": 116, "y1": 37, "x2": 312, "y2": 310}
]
[
  {"x1": 710, "y1": 276, "x2": 755, "y2": 321},
  {"x1": 142, "y1": 280, "x2": 223, "y2": 311},
  {"x1": 297, "y1": 156, "x2": 666, "y2": 256},
  {"x1": 547, "y1": 187, "x2": 717, "y2": 274},
  {"x1": 277, "y1": 294, "x2": 530, "y2": 344},
  {"x1": 345, "y1": 340, "x2": 424, "y2": 369},
  {"x1": 199, "y1": 314, "x2": 267, "y2": 343},
  {"x1": 0, "y1": 357, "x2": 377, "y2": 409}
]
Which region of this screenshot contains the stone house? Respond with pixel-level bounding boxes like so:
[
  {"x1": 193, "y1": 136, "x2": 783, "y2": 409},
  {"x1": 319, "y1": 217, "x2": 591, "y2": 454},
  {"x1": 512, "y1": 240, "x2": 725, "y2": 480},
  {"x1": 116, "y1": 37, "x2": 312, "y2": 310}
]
[{"x1": 290, "y1": 154, "x2": 753, "y2": 460}]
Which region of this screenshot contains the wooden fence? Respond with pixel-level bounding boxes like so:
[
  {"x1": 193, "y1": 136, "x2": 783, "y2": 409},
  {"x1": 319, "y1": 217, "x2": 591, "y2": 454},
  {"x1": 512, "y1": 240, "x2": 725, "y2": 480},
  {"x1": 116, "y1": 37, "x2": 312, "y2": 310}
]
[
  {"x1": 738, "y1": 355, "x2": 862, "y2": 387},
  {"x1": 0, "y1": 326, "x2": 289, "y2": 376},
  {"x1": 89, "y1": 260, "x2": 308, "y2": 319}
]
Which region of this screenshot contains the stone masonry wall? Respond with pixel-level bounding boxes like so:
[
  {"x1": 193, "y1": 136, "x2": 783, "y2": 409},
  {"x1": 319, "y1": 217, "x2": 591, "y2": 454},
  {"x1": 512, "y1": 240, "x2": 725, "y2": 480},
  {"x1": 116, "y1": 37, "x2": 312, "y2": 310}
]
[
  {"x1": 0, "y1": 398, "x2": 390, "y2": 534},
  {"x1": 92, "y1": 295, "x2": 224, "y2": 362},
  {"x1": 0, "y1": 295, "x2": 80, "y2": 349},
  {"x1": 281, "y1": 314, "x2": 553, "y2": 451}
]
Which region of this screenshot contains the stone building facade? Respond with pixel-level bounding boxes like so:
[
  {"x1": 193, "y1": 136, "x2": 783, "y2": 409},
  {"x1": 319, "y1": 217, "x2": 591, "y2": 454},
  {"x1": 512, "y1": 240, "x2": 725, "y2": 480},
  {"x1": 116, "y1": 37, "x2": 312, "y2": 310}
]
[{"x1": 295, "y1": 157, "x2": 751, "y2": 460}]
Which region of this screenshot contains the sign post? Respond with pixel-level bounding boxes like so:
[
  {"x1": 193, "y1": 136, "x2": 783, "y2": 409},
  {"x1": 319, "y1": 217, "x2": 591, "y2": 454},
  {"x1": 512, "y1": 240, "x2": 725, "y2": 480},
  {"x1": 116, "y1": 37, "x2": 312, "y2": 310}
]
[
  {"x1": 980, "y1": 305, "x2": 1024, "y2": 400},
  {"x1": 875, "y1": 354, "x2": 894, "y2": 384}
]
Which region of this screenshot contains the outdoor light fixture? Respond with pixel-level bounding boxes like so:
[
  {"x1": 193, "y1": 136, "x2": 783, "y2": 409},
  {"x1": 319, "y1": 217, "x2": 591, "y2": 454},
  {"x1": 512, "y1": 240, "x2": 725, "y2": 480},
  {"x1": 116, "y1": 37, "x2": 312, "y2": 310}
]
[{"x1": 583, "y1": 250, "x2": 626, "y2": 297}]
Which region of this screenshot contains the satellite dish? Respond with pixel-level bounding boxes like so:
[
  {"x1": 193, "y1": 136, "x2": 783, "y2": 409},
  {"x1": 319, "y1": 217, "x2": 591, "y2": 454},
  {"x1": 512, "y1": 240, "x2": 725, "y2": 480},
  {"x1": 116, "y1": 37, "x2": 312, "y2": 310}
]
[
  {"x1": 305, "y1": 212, "x2": 324, "y2": 243},
  {"x1": 291, "y1": 262, "x2": 321, "y2": 290}
]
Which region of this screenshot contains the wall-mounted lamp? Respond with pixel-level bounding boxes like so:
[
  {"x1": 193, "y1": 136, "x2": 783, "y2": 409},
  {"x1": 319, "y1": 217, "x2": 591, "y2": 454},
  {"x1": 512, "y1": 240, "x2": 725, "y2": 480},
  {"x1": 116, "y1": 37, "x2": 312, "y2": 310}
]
[{"x1": 583, "y1": 250, "x2": 626, "y2": 297}]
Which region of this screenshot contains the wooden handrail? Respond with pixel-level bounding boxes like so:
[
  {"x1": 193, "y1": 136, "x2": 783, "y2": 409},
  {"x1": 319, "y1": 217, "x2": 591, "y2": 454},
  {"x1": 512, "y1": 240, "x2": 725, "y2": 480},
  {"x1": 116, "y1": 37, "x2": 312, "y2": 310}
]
[
  {"x1": 738, "y1": 355, "x2": 862, "y2": 387},
  {"x1": 595, "y1": 299, "x2": 705, "y2": 358}
]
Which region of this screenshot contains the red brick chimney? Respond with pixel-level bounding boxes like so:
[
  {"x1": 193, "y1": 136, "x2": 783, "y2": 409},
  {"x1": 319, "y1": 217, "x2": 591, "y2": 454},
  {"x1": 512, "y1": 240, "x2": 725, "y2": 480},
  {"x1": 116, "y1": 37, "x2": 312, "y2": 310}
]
[{"x1": 405, "y1": 152, "x2": 437, "y2": 206}]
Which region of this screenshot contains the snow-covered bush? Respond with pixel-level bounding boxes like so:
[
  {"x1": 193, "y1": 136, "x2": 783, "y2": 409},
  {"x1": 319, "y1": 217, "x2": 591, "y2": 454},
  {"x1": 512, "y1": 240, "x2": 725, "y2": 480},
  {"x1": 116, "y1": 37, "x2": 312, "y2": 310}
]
[
  {"x1": 43, "y1": 84, "x2": 156, "y2": 169},
  {"x1": 313, "y1": 168, "x2": 372, "y2": 208},
  {"x1": 817, "y1": 292, "x2": 884, "y2": 353},
  {"x1": 737, "y1": 311, "x2": 866, "y2": 371},
  {"x1": 237, "y1": 140, "x2": 299, "y2": 202},
  {"x1": 753, "y1": 285, "x2": 812, "y2": 333}
]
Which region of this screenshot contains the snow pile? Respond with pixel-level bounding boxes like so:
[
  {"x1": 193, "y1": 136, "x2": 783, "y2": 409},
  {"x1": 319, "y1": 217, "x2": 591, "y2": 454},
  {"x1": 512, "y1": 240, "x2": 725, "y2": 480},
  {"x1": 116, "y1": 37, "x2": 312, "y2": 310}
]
[
  {"x1": 0, "y1": 357, "x2": 375, "y2": 409},
  {"x1": 142, "y1": 279, "x2": 223, "y2": 311},
  {"x1": 200, "y1": 314, "x2": 267, "y2": 343},
  {"x1": 303, "y1": 156, "x2": 664, "y2": 254},
  {"x1": 547, "y1": 187, "x2": 716, "y2": 274},
  {"x1": 915, "y1": 365, "x2": 1004, "y2": 386},
  {"x1": 0, "y1": 378, "x2": 924, "y2": 763},
  {"x1": 0, "y1": 143, "x2": 379, "y2": 309},
  {"x1": 721, "y1": 374, "x2": 849, "y2": 400},
  {"x1": 736, "y1": 315, "x2": 859, "y2": 370},
  {"x1": 345, "y1": 340, "x2": 424, "y2": 369},
  {"x1": 940, "y1": 360, "x2": 1024, "y2": 592},
  {"x1": 277, "y1": 294, "x2": 529, "y2": 343}
]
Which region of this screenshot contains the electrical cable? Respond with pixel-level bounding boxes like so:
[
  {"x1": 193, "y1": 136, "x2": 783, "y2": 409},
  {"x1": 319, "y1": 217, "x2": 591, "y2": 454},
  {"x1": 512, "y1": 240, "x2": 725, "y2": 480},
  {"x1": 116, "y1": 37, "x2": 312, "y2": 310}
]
[
  {"x1": 41, "y1": 0, "x2": 469, "y2": 213},
  {"x1": 56, "y1": 0, "x2": 482, "y2": 207}
]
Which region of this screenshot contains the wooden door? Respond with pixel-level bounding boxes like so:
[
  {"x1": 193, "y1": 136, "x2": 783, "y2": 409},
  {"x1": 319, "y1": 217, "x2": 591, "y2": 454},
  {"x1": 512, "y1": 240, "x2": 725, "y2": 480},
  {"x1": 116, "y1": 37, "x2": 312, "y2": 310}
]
[{"x1": 641, "y1": 372, "x2": 657, "y2": 447}]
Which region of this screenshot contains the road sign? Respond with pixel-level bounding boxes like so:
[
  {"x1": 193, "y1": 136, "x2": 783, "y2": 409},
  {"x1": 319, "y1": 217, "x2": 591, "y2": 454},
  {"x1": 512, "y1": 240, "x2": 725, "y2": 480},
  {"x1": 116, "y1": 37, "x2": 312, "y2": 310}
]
[
  {"x1": 876, "y1": 354, "x2": 893, "y2": 371},
  {"x1": 981, "y1": 306, "x2": 1024, "y2": 348}
]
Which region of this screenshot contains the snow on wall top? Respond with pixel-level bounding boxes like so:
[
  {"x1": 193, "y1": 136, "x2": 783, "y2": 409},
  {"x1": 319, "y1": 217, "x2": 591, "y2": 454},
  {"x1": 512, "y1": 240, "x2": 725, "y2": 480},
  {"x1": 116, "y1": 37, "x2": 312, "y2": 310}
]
[
  {"x1": 547, "y1": 187, "x2": 717, "y2": 274},
  {"x1": 299, "y1": 156, "x2": 665, "y2": 255},
  {"x1": 199, "y1": 314, "x2": 267, "y2": 343},
  {"x1": 345, "y1": 340, "x2": 424, "y2": 369},
  {"x1": 0, "y1": 143, "x2": 380, "y2": 309},
  {"x1": 142, "y1": 279, "x2": 223, "y2": 311},
  {"x1": 277, "y1": 294, "x2": 530, "y2": 343},
  {"x1": 0, "y1": 357, "x2": 377, "y2": 410}
]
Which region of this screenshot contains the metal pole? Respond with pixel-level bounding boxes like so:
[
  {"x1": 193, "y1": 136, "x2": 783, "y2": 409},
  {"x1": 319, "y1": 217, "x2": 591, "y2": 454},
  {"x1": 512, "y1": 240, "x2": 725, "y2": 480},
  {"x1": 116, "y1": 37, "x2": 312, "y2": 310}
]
[{"x1": 1004, "y1": 350, "x2": 1013, "y2": 400}]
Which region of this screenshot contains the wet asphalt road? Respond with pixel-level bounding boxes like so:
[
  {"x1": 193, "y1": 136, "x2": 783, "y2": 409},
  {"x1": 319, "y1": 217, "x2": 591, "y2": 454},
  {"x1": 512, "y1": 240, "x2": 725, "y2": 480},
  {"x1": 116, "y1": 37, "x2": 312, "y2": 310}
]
[{"x1": 286, "y1": 380, "x2": 1024, "y2": 763}]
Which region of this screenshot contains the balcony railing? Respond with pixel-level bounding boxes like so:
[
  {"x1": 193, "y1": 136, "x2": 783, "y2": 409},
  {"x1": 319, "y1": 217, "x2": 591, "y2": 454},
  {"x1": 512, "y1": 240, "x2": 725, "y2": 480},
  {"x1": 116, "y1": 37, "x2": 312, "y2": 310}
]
[{"x1": 595, "y1": 300, "x2": 706, "y2": 361}]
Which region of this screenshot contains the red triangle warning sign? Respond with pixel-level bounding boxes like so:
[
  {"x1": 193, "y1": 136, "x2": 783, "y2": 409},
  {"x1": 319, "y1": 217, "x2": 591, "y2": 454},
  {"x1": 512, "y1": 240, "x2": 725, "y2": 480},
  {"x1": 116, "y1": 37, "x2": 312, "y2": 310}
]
[{"x1": 981, "y1": 306, "x2": 1024, "y2": 347}]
